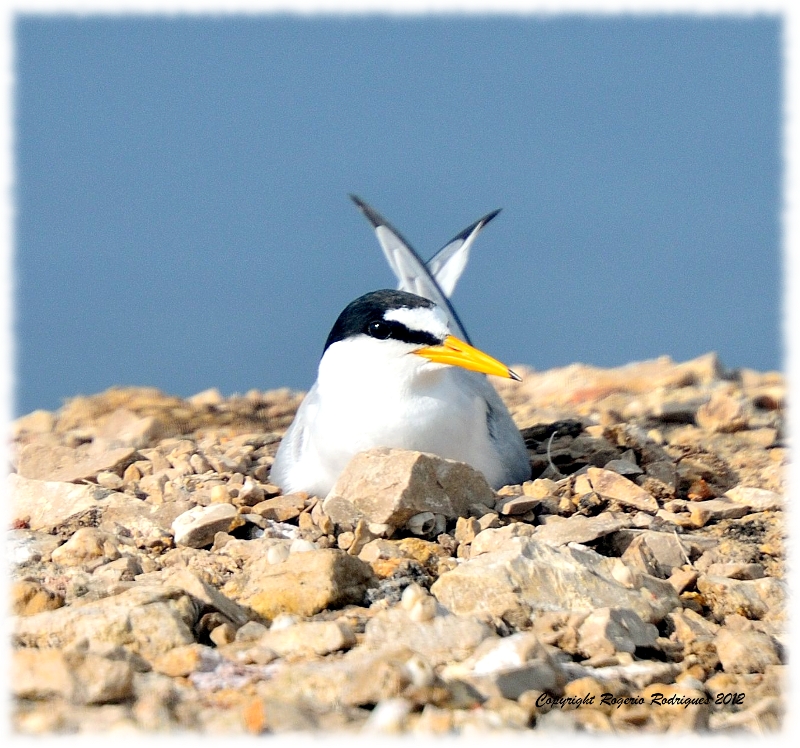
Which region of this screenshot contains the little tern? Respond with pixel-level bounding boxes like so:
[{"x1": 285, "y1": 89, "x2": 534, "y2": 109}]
[{"x1": 270, "y1": 199, "x2": 531, "y2": 496}]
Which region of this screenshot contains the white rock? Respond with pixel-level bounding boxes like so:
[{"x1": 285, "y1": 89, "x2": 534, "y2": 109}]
[
  {"x1": 171, "y1": 504, "x2": 239, "y2": 548},
  {"x1": 362, "y1": 697, "x2": 413, "y2": 733},
  {"x1": 289, "y1": 538, "x2": 316, "y2": 554},
  {"x1": 267, "y1": 544, "x2": 290, "y2": 565},
  {"x1": 724, "y1": 485, "x2": 782, "y2": 512}
]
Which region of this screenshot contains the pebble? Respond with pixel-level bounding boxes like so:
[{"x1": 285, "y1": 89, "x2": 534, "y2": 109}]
[
  {"x1": 266, "y1": 543, "x2": 290, "y2": 565},
  {"x1": 705, "y1": 562, "x2": 765, "y2": 580},
  {"x1": 11, "y1": 580, "x2": 65, "y2": 616},
  {"x1": 259, "y1": 620, "x2": 356, "y2": 657},
  {"x1": 364, "y1": 608, "x2": 493, "y2": 666},
  {"x1": 171, "y1": 504, "x2": 241, "y2": 548},
  {"x1": 289, "y1": 538, "x2": 316, "y2": 553},
  {"x1": 695, "y1": 391, "x2": 748, "y2": 432},
  {"x1": 620, "y1": 530, "x2": 689, "y2": 577},
  {"x1": 221, "y1": 548, "x2": 375, "y2": 619},
  {"x1": 16, "y1": 442, "x2": 138, "y2": 483},
  {"x1": 51, "y1": 527, "x2": 121, "y2": 568},
  {"x1": 577, "y1": 607, "x2": 659, "y2": 659},
  {"x1": 362, "y1": 697, "x2": 414, "y2": 733},
  {"x1": 687, "y1": 497, "x2": 750, "y2": 527},
  {"x1": 533, "y1": 512, "x2": 632, "y2": 546},
  {"x1": 252, "y1": 493, "x2": 306, "y2": 521},
  {"x1": 697, "y1": 575, "x2": 785, "y2": 621},
  {"x1": 586, "y1": 467, "x2": 659, "y2": 512},
  {"x1": 12, "y1": 649, "x2": 134, "y2": 705},
  {"x1": 724, "y1": 485, "x2": 782, "y2": 511},
  {"x1": 495, "y1": 495, "x2": 541, "y2": 515}
]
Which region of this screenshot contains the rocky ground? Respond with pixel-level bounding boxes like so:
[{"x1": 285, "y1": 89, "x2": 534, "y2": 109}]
[{"x1": 7, "y1": 352, "x2": 787, "y2": 735}]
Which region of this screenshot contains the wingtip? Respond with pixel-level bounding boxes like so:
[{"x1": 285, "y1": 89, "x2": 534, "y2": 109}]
[
  {"x1": 483, "y1": 207, "x2": 502, "y2": 226},
  {"x1": 349, "y1": 193, "x2": 366, "y2": 209},
  {"x1": 449, "y1": 207, "x2": 503, "y2": 244},
  {"x1": 349, "y1": 194, "x2": 386, "y2": 229}
]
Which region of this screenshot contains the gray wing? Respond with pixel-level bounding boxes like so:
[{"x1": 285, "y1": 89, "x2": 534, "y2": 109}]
[
  {"x1": 426, "y1": 209, "x2": 501, "y2": 298},
  {"x1": 269, "y1": 381, "x2": 320, "y2": 490},
  {"x1": 349, "y1": 194, "x2": 472, "y2": 343},
  {"x1": 460, "y1": 369, "x2": 531, "y2": 486}
]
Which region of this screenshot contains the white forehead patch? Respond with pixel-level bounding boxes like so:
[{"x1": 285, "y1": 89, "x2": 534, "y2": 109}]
[{"x1": 384, "y1": 305, "x2": 450, "y2": 340}]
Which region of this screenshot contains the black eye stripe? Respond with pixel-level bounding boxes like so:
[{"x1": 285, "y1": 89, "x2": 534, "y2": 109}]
[
  {"x1": 367, "y1": 319, "x2": 440, "y2": 347},
  {"x1": 323, "y1": 290, "x2": 441, "y2": 354}
]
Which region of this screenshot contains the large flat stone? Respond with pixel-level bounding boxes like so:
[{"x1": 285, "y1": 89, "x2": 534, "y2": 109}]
[
  {"x1": 8, "y1": 473, "x2": 114, "y2": 531},
  {"x1": 431, "y1": 536, "x2": 678, "y2": 624},
  {"x1": 13, "y1": 585, "x2": 199, "y2": 662},
  {"x1": 16, "y1": 442, "x2": 137, "y2": 483}
]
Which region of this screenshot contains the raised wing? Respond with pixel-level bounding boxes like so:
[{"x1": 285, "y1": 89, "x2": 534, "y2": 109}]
[
  {"x1": 426, "y1": 208, "x2": 501, "y2": 297},
  {"x1": 349, "y1": 194, "x2": 472, "y2": 343}
]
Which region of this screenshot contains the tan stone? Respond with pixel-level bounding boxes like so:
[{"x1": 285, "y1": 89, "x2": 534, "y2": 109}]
[
  {"x1": 640, "y1": 682, "x2": 710, "y2": 730},
  {"x1": 259, "y1": 621, "x2": 356, "y2": 657},
  {"x1": 152, "y1": 643, "x2": 220, "y2": 677},
  {"x1": 688, "y1": 498, "x2": 750, "y2": 527},
  {"x1": 696, "y1": 391, "x2": 748, "y2": 432},
  {"x1": 12, "y1": 649, "x2": 134, "y2": 704},
  {"x1": 323, "y1": 448, "x2": 495, "y2": 528},
  {"x1": 222, "y1": 548, "x2": 374, "y2": 620},
  {"x1": 724, "y1": 485, "x2": 783, "y2": 512},
  {"x1": 577, "y1": 608, "x2": 658, "y2": 659},
  {"x1": 454, "y1": 516, "x2": 480, "y2": 544},
  {"x1": 252, "y1": 493, "x2": 307, "y2": 521},
  {"x1": 14, "y1": 585, "x2": 198, "y2": 661},
  {"x1": 11, "y1": 580, "x2": 65, "y2": 616},
  {"x1": 12, "y1": 409, "x2": 56, "y2": 436},
  {"x1": 96, "y1": 408, "x2": 165, "y2": 448},
  {"x1": 171, "y1": 503, "x2": 242, "y2": 548},
  {"x1": 714, "y1": 628, "x2": 780, "y2": 674},
  {"x1": 697, "y1": 575, "x2": 785, "y2": 622},
  {"x1": 162, "y1": 568, "x2": 250, "y2": 626},
  {"x1": 364, "y1": 608, "x2": 493, "y2": 666},
  {"x1": 8, "y1": 473, "x2": 112, "y2": 531},
  {"x1": 17, "y1": 442, "x2": 137, "y2": 483},
  {"x1": 586, "y1": 467, "x2": 658, "y2": 512},
  {"x1": 533, "y1": 512, "x2": 632, "y2": 547},
  {"x1": 432, "y1": 537, "x2": 678, "y2": 624},
  {"x1": 51, "y1": 527, "x2": 121, "y2": 568}
]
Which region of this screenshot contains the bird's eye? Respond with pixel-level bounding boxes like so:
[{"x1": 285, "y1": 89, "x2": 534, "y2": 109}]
[{"x1": 367, "y1": 320, "x2": 391, "y2": 339}]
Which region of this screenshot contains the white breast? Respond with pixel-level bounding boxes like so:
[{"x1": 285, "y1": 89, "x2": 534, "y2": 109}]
[{"x1": 275, "y1": 335, "x2": 505, "y2": 495}]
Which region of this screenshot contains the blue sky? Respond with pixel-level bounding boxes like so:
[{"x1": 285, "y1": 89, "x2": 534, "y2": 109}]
[{"x1": 13, "y1": 12, "x2": 782, "y2": 416}]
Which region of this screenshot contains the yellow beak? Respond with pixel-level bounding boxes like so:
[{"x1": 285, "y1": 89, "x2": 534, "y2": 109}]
[{"x1": 413, "y1": 335, "x2": 522, "y2": 381}]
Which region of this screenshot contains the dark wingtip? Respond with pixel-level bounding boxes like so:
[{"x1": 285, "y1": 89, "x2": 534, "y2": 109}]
[
  {"x1": 482, "y1": 207, "x2": 502, "y2": 226},
  {"x1": 349, "y1": 194, "x2": 387, "y2": 229},
  {"x1": 450, "y1": 207, "x2": 502, "y2": 243}
]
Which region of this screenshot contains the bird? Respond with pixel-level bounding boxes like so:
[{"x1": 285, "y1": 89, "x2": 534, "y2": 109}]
[{"x1": 269, "y1": 199, "x2": 531, "y2": 497}]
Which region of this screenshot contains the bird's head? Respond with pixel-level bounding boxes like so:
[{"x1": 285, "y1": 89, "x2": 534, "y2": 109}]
[{"x1": 321, "y1": 289, "x2": 521, "y2": 382}]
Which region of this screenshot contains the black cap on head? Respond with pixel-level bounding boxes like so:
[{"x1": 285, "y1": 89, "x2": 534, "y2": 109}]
[{"x1": 323, "y1": 289, "x2": 442, "y2": 353}]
